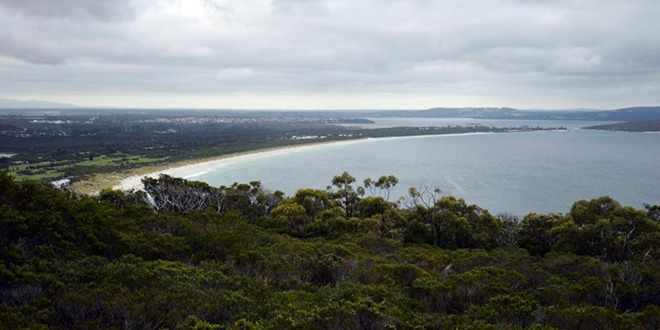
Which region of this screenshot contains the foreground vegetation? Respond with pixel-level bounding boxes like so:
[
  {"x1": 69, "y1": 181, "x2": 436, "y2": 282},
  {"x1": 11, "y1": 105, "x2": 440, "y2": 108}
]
[{"x1": 1, "y1": 171, "x2": 658, "y2": 329}]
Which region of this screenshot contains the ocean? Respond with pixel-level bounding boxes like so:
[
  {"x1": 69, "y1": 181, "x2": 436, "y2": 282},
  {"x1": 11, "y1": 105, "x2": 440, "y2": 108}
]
[{"x1": 190, "y1": 118, "x2": 660, "y2": 216}]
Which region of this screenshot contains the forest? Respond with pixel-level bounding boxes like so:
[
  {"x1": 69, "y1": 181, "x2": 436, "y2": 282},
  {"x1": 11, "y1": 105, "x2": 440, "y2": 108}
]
[{"x1": 1, "y1": 171, "x2": 658, "y2": 329}]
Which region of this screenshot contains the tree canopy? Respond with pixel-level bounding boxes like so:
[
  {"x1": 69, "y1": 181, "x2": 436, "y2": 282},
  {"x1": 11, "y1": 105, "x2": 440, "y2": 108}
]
[{"x1": 1, "y1": 170, "x2": 658, "y2": 329}]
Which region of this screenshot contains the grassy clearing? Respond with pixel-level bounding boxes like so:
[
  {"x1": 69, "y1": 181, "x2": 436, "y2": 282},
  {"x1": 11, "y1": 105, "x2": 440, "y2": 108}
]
[
  {"x1": 13, "y1": 171, "x2": 66, "y2": 182},
  {"x1": 7, "y1": 161, "x2": 67, "y2": 181},
  {"x1": 7, "y1": 154, "x2": 169, "y2": 183},
  {"x1": 77, "y1": 154, "x2": 169, "y2": 167}
]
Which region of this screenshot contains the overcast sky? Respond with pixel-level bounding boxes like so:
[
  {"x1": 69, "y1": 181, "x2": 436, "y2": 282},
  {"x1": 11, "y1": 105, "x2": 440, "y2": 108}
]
[{"x1": 1, "y1": 0, "x2": 659, "y2": 109}]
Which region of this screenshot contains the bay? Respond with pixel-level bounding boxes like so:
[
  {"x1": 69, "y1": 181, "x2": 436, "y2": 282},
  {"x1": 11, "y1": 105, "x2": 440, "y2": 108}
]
[{"x1": 191, "y1": 118, "x2": 660, "y2": 216}]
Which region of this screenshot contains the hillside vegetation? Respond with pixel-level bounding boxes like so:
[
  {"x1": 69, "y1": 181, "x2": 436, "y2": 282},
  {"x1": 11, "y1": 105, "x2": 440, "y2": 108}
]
[
  {"x1": 1, "y1": 171, "x2": 659, "y2": 329},
  {"x1": 583, "y1": 120, "x2": 660, "y2": 132}
]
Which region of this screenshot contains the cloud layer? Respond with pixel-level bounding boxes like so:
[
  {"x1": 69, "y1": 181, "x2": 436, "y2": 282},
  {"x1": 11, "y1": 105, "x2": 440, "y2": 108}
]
[{"x1": 1, "y1": 0, "x2": 659, "y2": 109}]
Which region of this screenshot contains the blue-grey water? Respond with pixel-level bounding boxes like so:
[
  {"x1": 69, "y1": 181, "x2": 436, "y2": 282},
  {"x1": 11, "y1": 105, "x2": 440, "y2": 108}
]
[{"x1": 192, "y1": 118, "x2": 659, "y2": 216}]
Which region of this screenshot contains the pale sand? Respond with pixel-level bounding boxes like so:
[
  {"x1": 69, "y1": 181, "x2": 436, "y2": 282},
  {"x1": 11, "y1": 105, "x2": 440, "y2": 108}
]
[
  {"x1": 112, "y1": 139, "x2": 376, "y2": 191},
  {"x1": 73, "y1": 139, "x2": 368, "y2": 194},
  {"x1": 74, "y1": 132, "x2": 495, "y2": 194}
]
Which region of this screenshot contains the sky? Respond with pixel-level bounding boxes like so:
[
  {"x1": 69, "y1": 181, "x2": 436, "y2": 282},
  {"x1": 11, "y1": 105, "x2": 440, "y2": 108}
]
[{"x1": 1, "y1": 0, "x2": 659, "y2": 110}]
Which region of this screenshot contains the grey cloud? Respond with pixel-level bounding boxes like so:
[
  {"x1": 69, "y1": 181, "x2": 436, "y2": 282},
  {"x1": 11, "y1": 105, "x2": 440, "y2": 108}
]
[
  {"x1": 1, "y1": 0, "x2": 660, "y2": 108},
  {"x1": 0, "y1": 7, "x2": 134, "y2": 65},
  {"x1": 2, "y1": 38, "x2": 66, "y2": 65},
  {"x1": 0, "y1": 0, "x2": 135, "y2": 21}
]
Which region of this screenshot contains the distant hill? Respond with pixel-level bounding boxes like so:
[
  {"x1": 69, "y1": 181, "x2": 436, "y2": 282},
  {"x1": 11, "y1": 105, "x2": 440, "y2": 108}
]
[
  {"x1": 0, "y1": 97, "x2": 80, "y2": 109},
  {"x1": 1, "y1": 97, "x2": 659, "y2": 121},
  {"x1": 369, "y1": 106, "x2": 660, "y2": 121},
  {"x1": 583, "y1": 120, "x2": 660, "y2": 132},
  {"x1": 590, "y1": 106, "x2": 660, "y2": 121}
]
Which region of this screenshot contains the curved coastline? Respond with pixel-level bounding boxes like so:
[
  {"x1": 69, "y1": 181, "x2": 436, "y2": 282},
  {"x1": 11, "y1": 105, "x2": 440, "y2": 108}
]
[
  {"x1": 72, "y1": 140, "x2": 349, "y2": 194},
  {"x1": 101, "y1": 132, "x2": 495, "y2": 193},
  {"x1": 112, "y1": 139, "x2": 362, "y2": 191}
]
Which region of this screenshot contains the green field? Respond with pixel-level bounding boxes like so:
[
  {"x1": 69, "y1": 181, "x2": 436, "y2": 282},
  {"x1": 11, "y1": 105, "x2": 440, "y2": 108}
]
[{"x1": 7, "y1": 154, "x2": 169, "y2": 182}]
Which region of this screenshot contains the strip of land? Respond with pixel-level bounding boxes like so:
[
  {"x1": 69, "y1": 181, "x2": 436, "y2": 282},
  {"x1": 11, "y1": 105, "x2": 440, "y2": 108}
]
[{"x1": 582, "y1": 120, "x2": 660, "y2": 132}]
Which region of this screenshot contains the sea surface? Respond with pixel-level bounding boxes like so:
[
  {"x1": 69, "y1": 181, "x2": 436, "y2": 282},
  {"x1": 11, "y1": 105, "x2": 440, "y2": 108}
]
[{"x1": 191, "y1": 118, "x2": 660, "y2": 216}]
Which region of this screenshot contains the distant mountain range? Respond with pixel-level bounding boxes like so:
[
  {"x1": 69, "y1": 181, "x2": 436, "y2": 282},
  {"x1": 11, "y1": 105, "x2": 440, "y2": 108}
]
[
  {"x1": 0, "y1": 98, "x2": 79, "y2": 109},
  {"x1": 369, "y1": 106, "x2": 660, "y2": 121},
  {"x1": 1, "y1": 97, "x2": 659, "y2": 121}
]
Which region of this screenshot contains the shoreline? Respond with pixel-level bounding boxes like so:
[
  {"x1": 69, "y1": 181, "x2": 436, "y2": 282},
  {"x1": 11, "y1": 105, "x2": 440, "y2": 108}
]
[
  {"x1": 73, "y1": 130, "x2": 533, "y2": 194},
  {"x1": 73, "y1": 138, "x2": 370, "y2": 194},
  {"x1": 111, "y1": 138, "x2": 371, "y2": 192}
]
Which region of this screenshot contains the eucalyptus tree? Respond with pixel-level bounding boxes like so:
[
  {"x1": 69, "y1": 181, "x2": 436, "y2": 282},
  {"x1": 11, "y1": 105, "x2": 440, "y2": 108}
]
[
  {"x1": 328, "y1": 171, "x2": 363, "y2": 218},
  {"x1": 363, "y1": 175, "x2": 399, "y2": 201}
]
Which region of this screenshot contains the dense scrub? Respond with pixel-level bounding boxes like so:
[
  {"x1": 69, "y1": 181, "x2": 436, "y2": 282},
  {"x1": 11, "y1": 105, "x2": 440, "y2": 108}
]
[{"x1": 1, "y1": 171, "x2": 658, "y2": 329}]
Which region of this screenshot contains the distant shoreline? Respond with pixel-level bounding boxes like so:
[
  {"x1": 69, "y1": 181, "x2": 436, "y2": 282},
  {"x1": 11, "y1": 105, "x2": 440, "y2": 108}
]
[
  {"x1": 74, "y1": 132, "x2": 498, "y2": 194},
  {"x1": 111, "y1": 138, "x2": 372, "y2": 192},
  {"x1": 114, "y1": 132, "x2": 499, "y2": 191},
  {"x1": 76, "y1": 128, "x2": 575, "y2": 194},
  {"x1": 74, "y1": 137, "x2": 378, "y2": 194},
  {"x1": 582, "y1": 120, "x2": 660, "y2": 132}
]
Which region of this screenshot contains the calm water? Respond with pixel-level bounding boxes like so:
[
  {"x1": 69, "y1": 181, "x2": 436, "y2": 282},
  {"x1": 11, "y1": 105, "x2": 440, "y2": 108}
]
[{"x1": 192, "y1": 118, "x2": 660, "y2": 216}]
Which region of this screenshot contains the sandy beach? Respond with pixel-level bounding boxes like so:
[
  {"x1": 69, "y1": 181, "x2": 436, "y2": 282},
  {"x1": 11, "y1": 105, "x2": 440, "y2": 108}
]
[
  {"x1": 71, "y1": 138, "x2": 367, "y2": 194},
  {"x1": 111, "y1": 146, "x2": 318, "y2": 191},
  {"x1": 72, "y1": 132, "x2": 495, "y2": 194},
  {"x1": 113, "y1": 139, "x2": 381, "y2": 191}
]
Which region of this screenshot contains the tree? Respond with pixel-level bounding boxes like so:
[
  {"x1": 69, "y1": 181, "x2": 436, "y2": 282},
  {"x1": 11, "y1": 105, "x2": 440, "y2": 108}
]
[
  {"x1": 142, "y1": 175, "x2": 214, "y2": 213},
  {"x1": 552, "y1": 197, "x2": 660, "y2": 262},
  {"x1": 517, "y1": 213, "x2": 562, "y2": 255},
  {"x1": 290, "y1": 189, "x2": 336, "y2": 219},
  {"x1": 269, "y1": 202, "x2": 310, "y2": 237},
  {"x1": 363, "y1": 175, "x2": 399, "y2": 201},
  {"x1": 406, "y1": 186, "x2": 451, "y2": 246},
  {"x1": 468, "y1": 293, "x2": 539, "y2": 327},
  {"x1": 496, "y1": 213, "x2": 519, "y2": 247},
  {"x1": 570, "y1": 196, "x2": 620, "y2": 227},
  {"x1": 141, "y1": 175, "x2": 281, "y2": 222},
  {"x1": 645, "y1": 204, "x2": 660, "y2": 221},
  {"x1": 328, "y1": 172, "x2": 362, "y2": 218}
]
